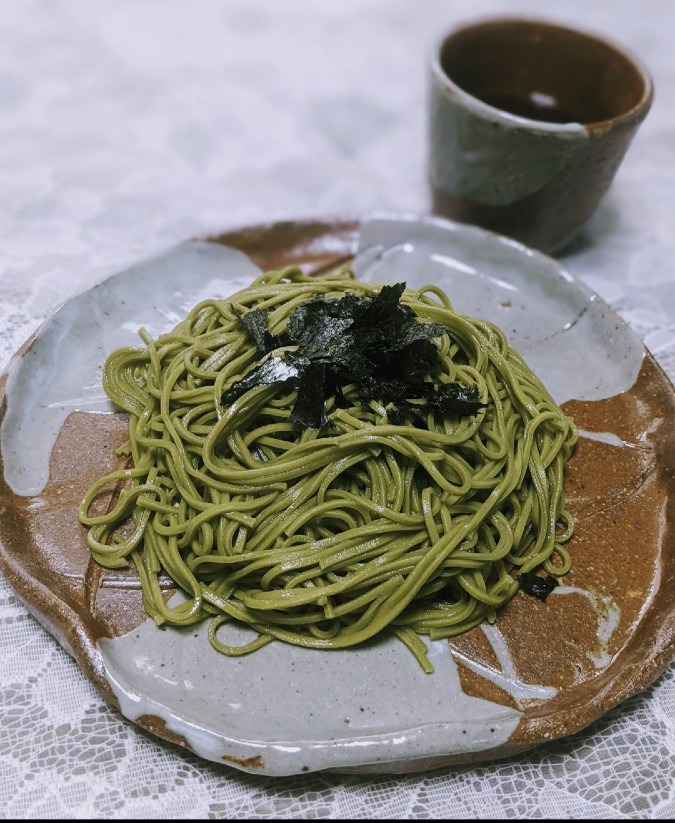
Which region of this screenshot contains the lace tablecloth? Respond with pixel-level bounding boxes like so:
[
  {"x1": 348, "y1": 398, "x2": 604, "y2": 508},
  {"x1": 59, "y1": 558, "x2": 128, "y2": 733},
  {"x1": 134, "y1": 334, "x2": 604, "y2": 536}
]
[{"x1": 1, "y1": 0, "x2": 674, "y2": 818}]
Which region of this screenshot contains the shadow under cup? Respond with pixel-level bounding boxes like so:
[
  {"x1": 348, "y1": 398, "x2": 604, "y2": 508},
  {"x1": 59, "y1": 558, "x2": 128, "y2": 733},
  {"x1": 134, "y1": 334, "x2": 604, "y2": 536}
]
[{"x1": 428, "y1": 18, "x2": 654, "y2": 254}]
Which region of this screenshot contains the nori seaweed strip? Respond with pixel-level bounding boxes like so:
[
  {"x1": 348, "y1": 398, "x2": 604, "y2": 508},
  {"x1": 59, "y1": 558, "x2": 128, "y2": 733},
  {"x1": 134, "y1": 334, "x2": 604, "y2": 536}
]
[
  {"x1": 224, "y1": 282, "x2": 484, "y2": 428},
  {"x1": 516, "y1": 572, "x2": 560, "y2": 601}
]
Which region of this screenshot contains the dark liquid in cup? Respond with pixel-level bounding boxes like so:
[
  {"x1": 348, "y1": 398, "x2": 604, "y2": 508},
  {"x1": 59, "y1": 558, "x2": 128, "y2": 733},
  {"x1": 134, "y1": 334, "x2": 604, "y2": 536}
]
[{"x1": 476, "y1": 89, "x2": 581, "y2": 124}]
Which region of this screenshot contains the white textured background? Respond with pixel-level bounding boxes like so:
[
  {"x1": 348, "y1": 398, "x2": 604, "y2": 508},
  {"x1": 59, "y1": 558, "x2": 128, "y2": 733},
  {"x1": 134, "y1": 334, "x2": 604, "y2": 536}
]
[{"x1": 1, "y1": 0, "x2": 674, "y2": 818}]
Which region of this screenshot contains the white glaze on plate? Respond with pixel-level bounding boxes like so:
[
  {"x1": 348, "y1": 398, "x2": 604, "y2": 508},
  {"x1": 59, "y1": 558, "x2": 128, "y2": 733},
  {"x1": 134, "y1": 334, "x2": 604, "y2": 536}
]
[
  {"x1": 0, "y1": 214, "x2": 647, "y2": 775},
  {"x1": 100, "y1": 595, "x2": 520, "y2": 776},
  {"x1": 1, "y1": 241, "x2": 260, "y2": 497}
]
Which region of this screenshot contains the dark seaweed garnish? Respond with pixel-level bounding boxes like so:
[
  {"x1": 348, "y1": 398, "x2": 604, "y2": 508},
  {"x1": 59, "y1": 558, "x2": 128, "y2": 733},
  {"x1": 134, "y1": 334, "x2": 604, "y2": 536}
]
[
  {"x1": 235, "y1": 306, "x2": 278, "y2": 356},
  {"x1": 223, "y1": 282, "x2": 486, "y2": 429},
  {"x1": 516, "y1": 572, "x2": 560, "y2": 601}
]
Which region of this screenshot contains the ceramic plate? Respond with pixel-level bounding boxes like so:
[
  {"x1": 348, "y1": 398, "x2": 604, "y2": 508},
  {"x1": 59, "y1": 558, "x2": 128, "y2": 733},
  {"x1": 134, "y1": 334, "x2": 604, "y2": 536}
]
[{"x1": 1, "y1": 213, "x2": 674, "y2": 777}]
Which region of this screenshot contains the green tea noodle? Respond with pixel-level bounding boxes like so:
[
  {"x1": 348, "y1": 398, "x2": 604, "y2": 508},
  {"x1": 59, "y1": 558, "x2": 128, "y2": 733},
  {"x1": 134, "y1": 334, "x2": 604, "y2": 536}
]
[{"x1": 79, "y1": 267, "x2": 576, "y2": 672}]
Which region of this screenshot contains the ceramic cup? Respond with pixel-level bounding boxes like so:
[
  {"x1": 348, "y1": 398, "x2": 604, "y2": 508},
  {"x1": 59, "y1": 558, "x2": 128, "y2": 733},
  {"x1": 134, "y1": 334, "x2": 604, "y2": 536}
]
[{"x1": 428, "y1": 16, "x2": 654, "y2": 254}]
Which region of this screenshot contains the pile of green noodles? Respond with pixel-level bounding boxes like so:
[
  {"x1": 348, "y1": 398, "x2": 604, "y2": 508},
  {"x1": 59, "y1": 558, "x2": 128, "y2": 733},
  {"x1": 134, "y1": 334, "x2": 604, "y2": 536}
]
[{"x1": 79, "y1": 266, "x2": 576, "y2": 672}]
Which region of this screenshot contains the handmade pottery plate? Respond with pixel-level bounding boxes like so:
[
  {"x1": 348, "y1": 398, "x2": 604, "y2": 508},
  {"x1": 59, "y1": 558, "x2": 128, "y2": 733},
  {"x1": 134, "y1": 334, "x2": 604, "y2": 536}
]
[{"x1": 0, "y1": 213, "x2": 673, "y2": 777}]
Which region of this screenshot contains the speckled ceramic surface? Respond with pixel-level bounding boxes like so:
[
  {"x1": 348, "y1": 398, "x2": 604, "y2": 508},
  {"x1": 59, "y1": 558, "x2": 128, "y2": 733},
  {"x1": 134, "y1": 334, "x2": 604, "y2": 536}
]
[
  {"x1": 0, "y1": 213, "x2": 673, "y2": 777},
  {"x1": 428, "y1": 17, "x2": 654, "y2": 254}
]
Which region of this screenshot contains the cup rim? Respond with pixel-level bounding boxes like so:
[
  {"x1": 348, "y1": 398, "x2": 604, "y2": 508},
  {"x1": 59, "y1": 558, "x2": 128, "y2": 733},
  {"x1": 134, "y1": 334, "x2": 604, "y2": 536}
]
[{"x1": 430, "y1": 14, "x2": 654, "y2": 132}]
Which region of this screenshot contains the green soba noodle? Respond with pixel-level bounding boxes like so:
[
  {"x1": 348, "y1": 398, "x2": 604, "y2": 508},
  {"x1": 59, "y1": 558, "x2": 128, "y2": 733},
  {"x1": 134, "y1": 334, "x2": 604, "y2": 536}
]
[{"x1": 79, "y1": 266, "x2": 576, "y2": 672}]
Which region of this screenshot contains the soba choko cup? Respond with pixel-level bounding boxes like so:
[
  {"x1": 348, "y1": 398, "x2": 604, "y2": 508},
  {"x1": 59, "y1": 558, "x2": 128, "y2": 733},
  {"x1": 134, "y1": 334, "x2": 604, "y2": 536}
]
[{"x1": 428, "y1": 16, "x2": 654, "y2": 254}]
